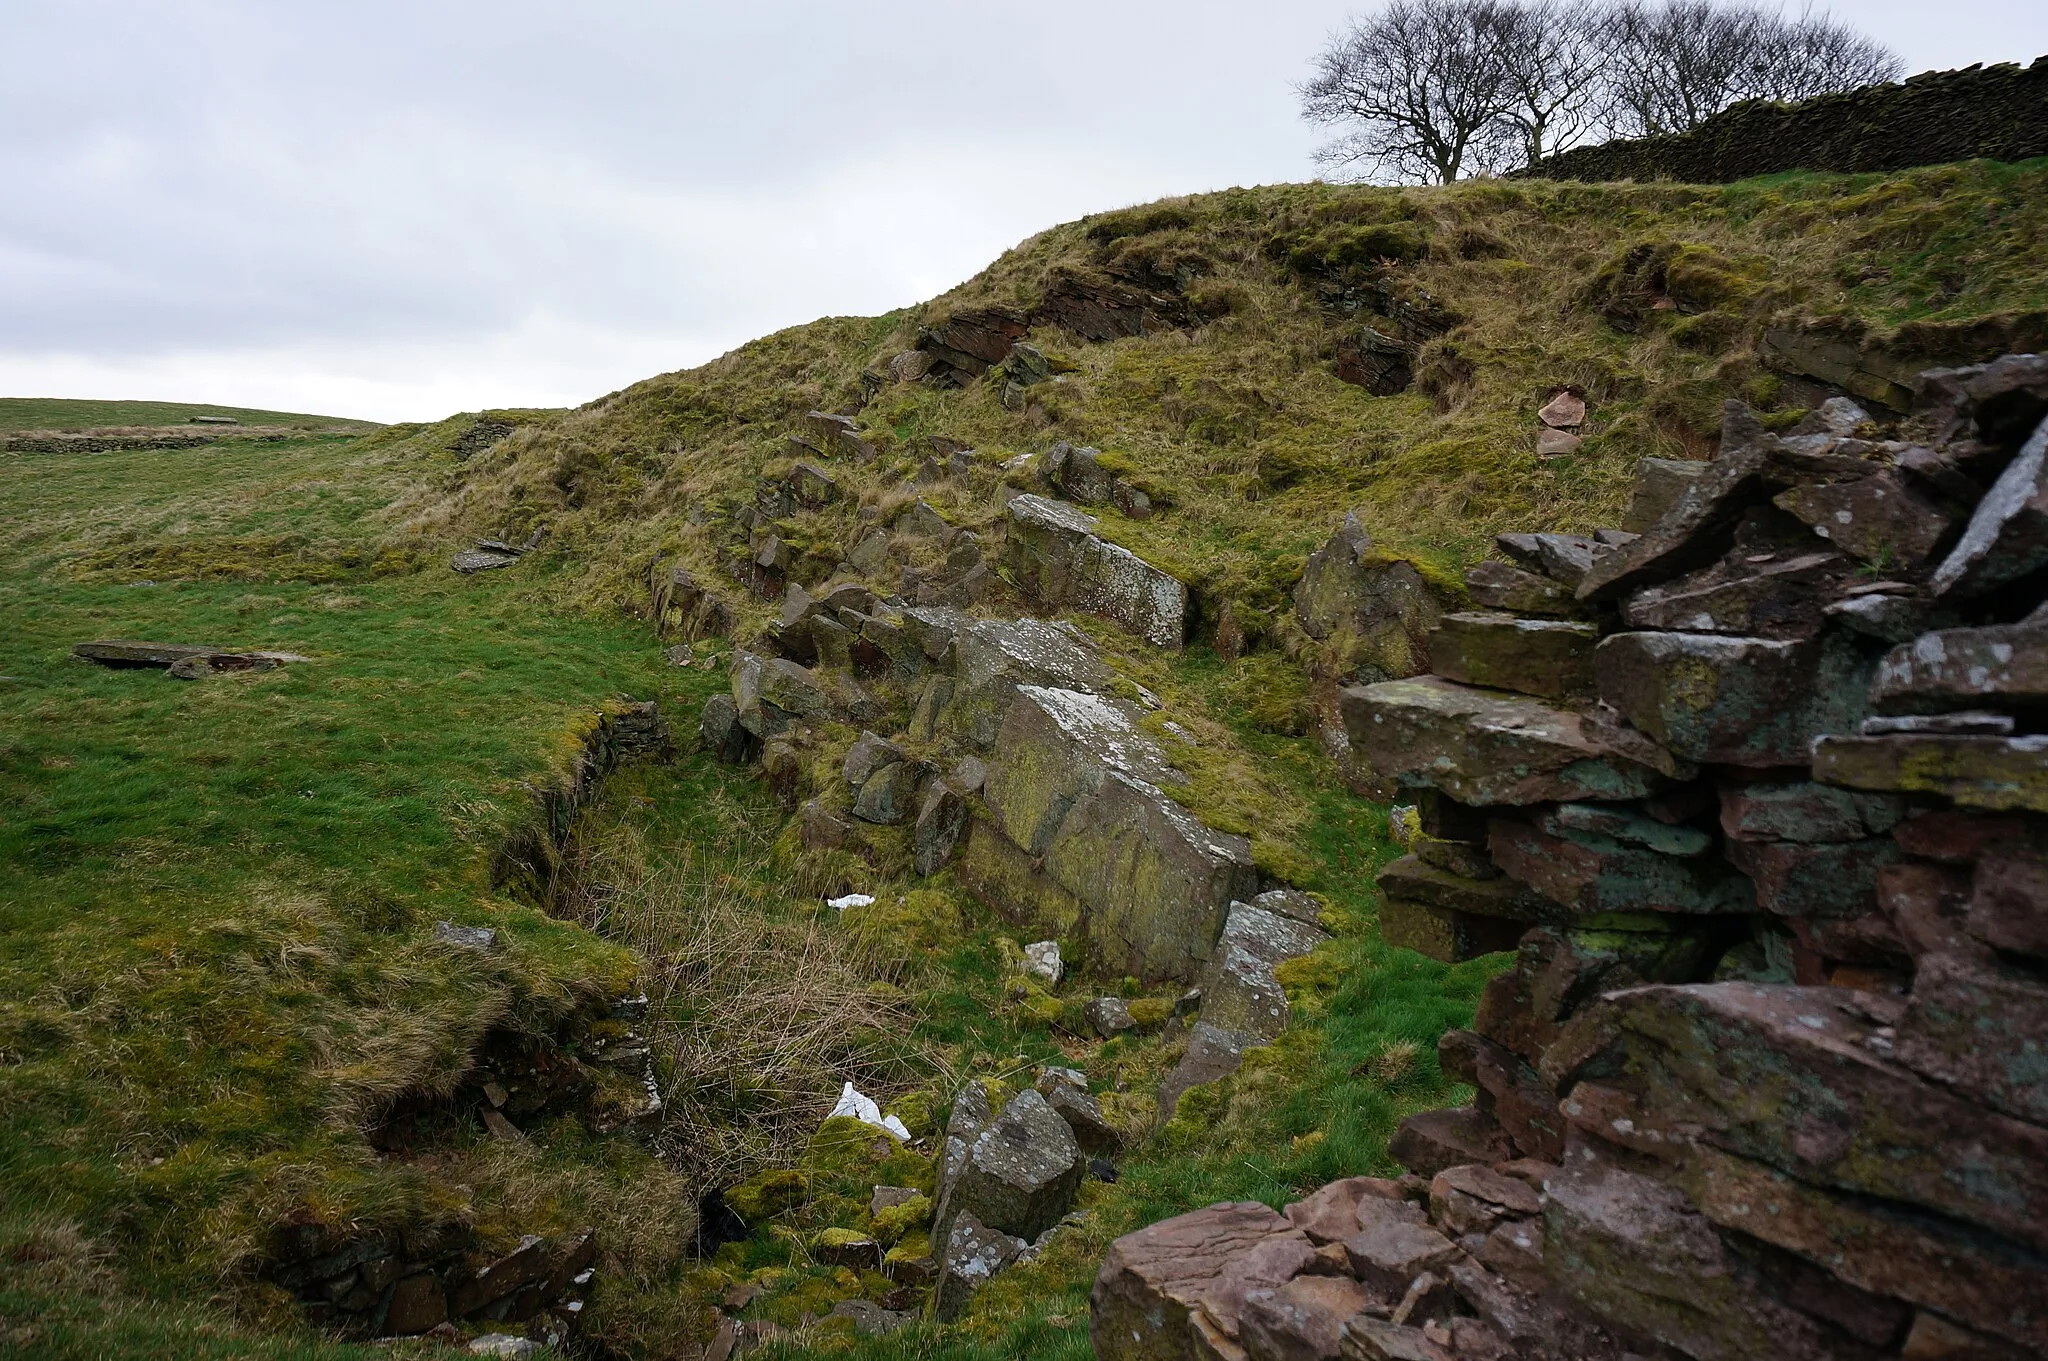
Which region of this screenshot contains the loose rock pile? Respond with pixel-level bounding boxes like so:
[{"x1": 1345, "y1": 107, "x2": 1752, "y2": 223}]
[{"x1": 1092, "y1": 355, "x2": 2048, "y2": 1359}]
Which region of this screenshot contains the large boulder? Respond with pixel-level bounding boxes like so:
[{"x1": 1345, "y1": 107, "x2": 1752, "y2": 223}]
[
  {"x1": 1197, "y1": 901, "x2": 1330, "y2": 1045},
  {"x1": 1004, "y1": 495, "x2": 1189, "y2": 648},
  {"x1": 945, "y1": 615, "x2": 1111, "y2": 748},
  {"x1": 1091, "y1": 1201, "x2": 1313, "y2": 1361},
  {"x1": 969, "y1": 685, "x2": 1257, "y2": 982},
  {"x1": 1296, "y1": 513, "x2": 1445, "y2": 682},
  {"x1": 934, "y1": 1088, "x2": 1083, "y2": 1247},
  {"x1": 1341, "y1": 676, "x2": 1690, "y2": 805}
]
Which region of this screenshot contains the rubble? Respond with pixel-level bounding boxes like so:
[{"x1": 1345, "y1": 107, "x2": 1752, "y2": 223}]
[{"x1": 1095, "y1": 368, "x2": 2048, "y2": 1361}]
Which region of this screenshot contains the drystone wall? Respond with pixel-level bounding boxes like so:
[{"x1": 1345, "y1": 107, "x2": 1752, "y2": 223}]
[
  {"x1": 1091, "y1": 355, "x2": 2048, "y2": 1360},
  {"x1": 1524, "y1": 57, "x2": 2048, "y2": 184}
]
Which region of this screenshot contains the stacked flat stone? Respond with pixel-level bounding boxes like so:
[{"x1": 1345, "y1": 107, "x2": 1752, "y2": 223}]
[{"x1": 1093, "y1": 356, "x2": 2048, "y2": 1361}]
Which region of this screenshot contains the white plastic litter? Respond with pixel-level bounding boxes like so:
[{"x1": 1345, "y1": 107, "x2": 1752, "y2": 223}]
[
  {"x1": 1023, "y1": 939, "x2": 1063, "y2": 985},
  {"x1": 827, "y1": 893, "x2": 875, "y2": 912},
  {"x1": 828, "y1": 1081, "x2": 912, "y2": 1140}
]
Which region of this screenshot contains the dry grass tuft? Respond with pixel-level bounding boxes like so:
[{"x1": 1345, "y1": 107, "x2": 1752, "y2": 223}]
[{"x1": 560, "y1": 820, "x2": 915, "y2": 1195}]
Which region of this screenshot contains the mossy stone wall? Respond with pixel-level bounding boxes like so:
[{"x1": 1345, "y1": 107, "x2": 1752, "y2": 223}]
[{"x1": 1524, "y1": 57, "x2": 2048, "y2": 184}]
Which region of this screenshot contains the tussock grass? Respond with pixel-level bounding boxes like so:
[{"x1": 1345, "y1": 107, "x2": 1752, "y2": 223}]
[{"x1": 412, "y1": 161, "x2": 2048, "y2": 650}]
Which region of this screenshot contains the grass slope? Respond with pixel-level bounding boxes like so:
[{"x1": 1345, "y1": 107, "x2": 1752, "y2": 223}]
[
  {"x1": 0, "y1": 397, "x2": 380, "y2": 434},
  {"x1": 424, "y1": 161, "x2": 2048, "y2": 644}
]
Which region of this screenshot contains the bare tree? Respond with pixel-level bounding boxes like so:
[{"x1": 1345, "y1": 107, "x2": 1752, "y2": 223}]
[
  {"x1": 1754, "y1": 7, "x2": 1905, "y2": 104},
  {"x1": 1603, "y1": 2, "x2": 1904, "y2": 137},
  {"x1": 1492, "y1": 0, "x2": 1616, "y2": 164},
  {"x1": 1303, "y1": 1, "x2": 1906, "y2": 181},
  {"x1": 1300, "y1": 0, "x2": 1521, "y2": 185},
  {"x1": 1604, "y1": 0, "x2": 1769, "y2": 136}
]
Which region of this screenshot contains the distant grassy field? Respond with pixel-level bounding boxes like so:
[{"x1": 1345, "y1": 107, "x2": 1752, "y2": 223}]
[{"x1": 0, "y1": 396, "x2": 380, "y2": 433}]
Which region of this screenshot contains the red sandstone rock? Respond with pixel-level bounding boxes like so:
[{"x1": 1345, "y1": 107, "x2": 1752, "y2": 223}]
[
  {"x1": 1239, "y1": 1275, "x2": 1380, "y2": 1361},
  {"x1": 1969, "y1": 844, "x2": 2048, "y2": 957},
  {"x1": 1387, "y1": 1106, "x2": 1512, "y2": 1179},
  {"x1": 1543, "y1": 983, "x2": 2048, "y2": 1255},
  {"x1": 1091, "y1": 1202, "x2": 1310, "y2": 1361},
  {"x1": 1283, "y1": 1177, "x2": 1414, "y2": 1245}
]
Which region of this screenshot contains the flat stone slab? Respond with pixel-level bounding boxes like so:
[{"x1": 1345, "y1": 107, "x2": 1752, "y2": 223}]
[
  {"x1": 74, "y1": 639, "x2": 225, "y2": 666},
  {"x1": 1342, "y1": 675, "x2": 1689, "y2": 805},
  {"x1": 1595, "y1": 630, "x2": 1876, "y2": 767},
  {"x1": 1489, "y1": 820, "x2": 1754, "y2": 917},
  {"x1": 1090, "y1": 1200, "x2": 1307, "y2": 1361},
  {"x1": 1463, "y1": 560, "x2": 1579, "y2": 618},
  {"x1": 1620, "y1": 547, "x2": 1848, "y2": 640},
  {"x1": 1813, "y1": 733, "x2": 2048, "y2": 814},
  {"x1": 1543, "y1": 982, "x2": 2048, "y2": 1255},
  {"x1": 1427, "y1": 612, "x2": 1597, "y2": 701},
  {"x1": 452, "y1": 549, "x2": 520, "y2": 573},
  {"x1": 1871, "y1": 620, "x2": 2048, "y2": 711}
]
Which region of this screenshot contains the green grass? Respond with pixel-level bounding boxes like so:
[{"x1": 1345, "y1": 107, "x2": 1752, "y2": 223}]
[
  {"x1": 0, "y1": 434, "x2": 682, "y2": 1351},
  {"x1": 0, "y1": 397, "x2": 379, "y2": 433}
]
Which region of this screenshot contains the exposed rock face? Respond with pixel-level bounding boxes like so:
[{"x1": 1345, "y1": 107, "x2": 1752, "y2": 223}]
[
  {"x1": 1005, "y1": 494, "x2": 1189, "y2": 648},
  {"x1": 1096, "y1": 364, "x2": 2048, "y2": 1361},
  {"x1": 970, "y1": 684, "x2": 1257, "y2": 982}
]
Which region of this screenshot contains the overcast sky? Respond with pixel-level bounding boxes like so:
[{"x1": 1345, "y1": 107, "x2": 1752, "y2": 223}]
[{"x1": 3, "y1": 1, "x2": 2044, "y2": 423}]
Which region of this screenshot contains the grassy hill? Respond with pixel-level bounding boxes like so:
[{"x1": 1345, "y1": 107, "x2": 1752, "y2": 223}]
[
  {"x1": 3, "y1": 159, "x2": 2046, "y2": 1360},
  {"x1": 0, "y1": 397, "x2": 381, "y2": 434}
]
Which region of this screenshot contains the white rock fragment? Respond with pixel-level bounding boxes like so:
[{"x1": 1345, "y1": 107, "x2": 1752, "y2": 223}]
[{"x1": 1023, "y1": 939, "x2": 1064, "y2": 985}]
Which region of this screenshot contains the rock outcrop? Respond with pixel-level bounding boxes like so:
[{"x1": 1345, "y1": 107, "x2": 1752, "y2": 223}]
[
  {"x1": 705, "y1": 601, "x2": 1260, "y2": 984},
  {"x1": 1096, "y1": 358, "x2": 2048, "y2": 1361},
  {"x1": 1005, "y1": 494, "x2": 1190, "y2": 648}
]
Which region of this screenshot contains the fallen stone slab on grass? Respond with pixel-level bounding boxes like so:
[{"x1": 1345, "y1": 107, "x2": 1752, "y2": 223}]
[
  {"x1": 452, "y1": 548, "x2": 520, "y2": 573},
  {"x1": 74, "y1": 639, "x2": 312, "y2": 676}
]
